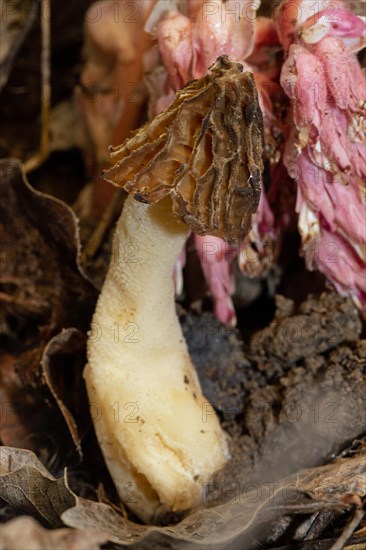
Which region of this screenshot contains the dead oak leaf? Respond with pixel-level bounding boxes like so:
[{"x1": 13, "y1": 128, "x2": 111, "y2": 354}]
[
  {"x1": 1, "y1": 515, "x2": 108, "y2": 550},
  {"x1": 0, "y1": 159, "x2": 97, "y2": 465},
  {"x1": 0, "y1": 350, "x2": 76, "y2": 467},
  {"x1": 41, "y1": 328, "x2": 89, "y2": 458},
  {"x1": 0, "y1": 158, "x2": 96, "y2": 340},
  {"x1": 0, "y1": 447, "x2": 74, "y2": 527},
  {"x1": 1, "y1": 446, "x2": 365, "y2": 548},
  {"x1": 296, "y1": 455, "x2": 366, "y2": 505},
  {"x1": 0, "y1": 329, "x2": 89, "y2": 467},
  {"x1": 0, "y1": 353, "x2": 33, "y2": 450}
]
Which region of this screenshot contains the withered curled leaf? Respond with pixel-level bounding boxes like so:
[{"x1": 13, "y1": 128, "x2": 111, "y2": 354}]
[
  {"x1": 41, "y1": 328, "x2": 89, "y2": 457},
  {"x1": 1, "y1": 516, "x2": 108, "y2": 550},
  {"x1": 0, "y1": 160, "x2": 96, "y2": 466},
  {"x1": 104, "y1": 56, "x2": 264, "y2": 244},
  {"x1": 0, "y1": 159, "x2": 96, "y2": 335},
  {"x1": 2, "y1": 426, "x2": 365, "y2": 546},
  {"x1": 0, "y1": 447, "x2": 74, "y2": 527}
]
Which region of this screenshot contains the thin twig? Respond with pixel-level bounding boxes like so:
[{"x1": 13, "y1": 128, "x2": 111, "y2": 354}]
[
  {"x1": 40, "y1": 0, "x2": 51, "y2": 158},
  {"x1": 263, "y1": 501, "x2": 351, "y2": 517},
  {"x1": 25, "y1": 0, "x2": 51, "y2": 172},
  {"x1": 0, "y1": 291, "x2": 47, "y2": 311},
  {"x1": 330, "y1": 509, "x2": 365, "y2": 550},
  {"x1": 0, "y1": 0, "x2": 39, "y2": 92},
  {"x1": 84, "y1": 189, "x2": 125, "y2": 259}
]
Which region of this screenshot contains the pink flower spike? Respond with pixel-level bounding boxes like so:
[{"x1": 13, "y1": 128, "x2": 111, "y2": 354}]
[
  {"x1": 308, "y1": 230, "x2": 366, "y2": 311},
  {"x1": 157, "y1": 12, "x2": 194, "y2": 91},
  {"x1": 192, "y1": 0, "x2": 259, "y2": 76},
  {"x1": 301, "y1": 8, "x2": 366, "y2": 44},
  {"x1": 314, "y1": 36, "x2": 366, "y2": 111},
  {"x1": 195, "y1": 235, "x2": 238, "y2": 326},
  {"x1": 275, "y1": 0, "x2": 346, "y2": 49},
  {"x1": 280, "y1": 45, "x2": 327, "y2": 128},
  {"x1": 279, "y1": 0, "x2": 366, "y2": 317},
  {"x1": 174, "y1": 240, "x2": 188, "y2": 296}
]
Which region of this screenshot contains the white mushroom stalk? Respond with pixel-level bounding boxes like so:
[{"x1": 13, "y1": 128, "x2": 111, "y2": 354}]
[
  {"x1": 85, "y1": 57, "x2": 264, "y2": 522},
  {"x1": 85, "y1": 195, "x2": 228, "y2": 522}
]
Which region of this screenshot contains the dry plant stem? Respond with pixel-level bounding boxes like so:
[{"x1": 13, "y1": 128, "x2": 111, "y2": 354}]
[
  {"x1": 0, "y1": 0, "x2": 39, "y2": 91},
  {"x1": 25, "y1": 0, "x2": 50, "y2": 173},
  {"x1": 85, "y1": 195, "x2": 229, "y2": 522},
  {"x1": 0, "y1": 291, "x2": 46, "y2": 309},
  {"x1": 92, "y1": 93, "x2": 147, "y2": 218},
  {"x1": 330, "y1": 509, "x2": 365, "y2": 550},
  {"x1": 40, "y1": 0, "x2": 50, "y2": 157},
  {"x1": 85, "y1": 189, "x2": 125, "y2": 259}
]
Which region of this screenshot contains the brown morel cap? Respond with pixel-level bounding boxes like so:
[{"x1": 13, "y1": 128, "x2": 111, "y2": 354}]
[{"x1": 104, "y1": 55, "x2": 264, "y2": 244}]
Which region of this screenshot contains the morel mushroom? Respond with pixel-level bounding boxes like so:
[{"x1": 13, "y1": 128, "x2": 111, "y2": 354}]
[{"x1": 85, "y1": 56, "x2": 264, "y2": 522}]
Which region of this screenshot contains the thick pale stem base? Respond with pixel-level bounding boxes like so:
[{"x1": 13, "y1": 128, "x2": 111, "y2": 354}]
[{"x1": 85, "y1": 195, "x2": 229, "y2": 522}]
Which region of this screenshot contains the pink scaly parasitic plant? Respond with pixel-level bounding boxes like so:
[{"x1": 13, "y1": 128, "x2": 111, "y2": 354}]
[{"x1": 276, "y1": 0, "x2": 366, "y2": 312}]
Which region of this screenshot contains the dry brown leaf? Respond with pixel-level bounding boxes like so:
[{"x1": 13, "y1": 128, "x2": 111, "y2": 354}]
[
  {"x1": 0, "y1": 348, "x2": 79, "y2": 467},
  {"x1": 0, "y1": 331, "x2": 88, "y2": 465},
  {"x1": 61, "y1": 453, "x2": 366, "y2": 548},
  {"x1": 298, "y1": 456, "x2": 366, "y2": 505},
  {"x1": 0, "y1": 159, "x2": 96, "y2": 334},
  {"x1": 0, "y1": 353, "x2": 33, "y2": 449},
  {"x1": 0, "y1": 159, "x2": 96, "y2": 464},
  {"x1": 0, "y1": 447, "x2": 74, "y2": 527},
  {"x1": 62, "y1": 453, "x2": 366, "y2": 546},
  {"x1": 0, "y1": 515, "x2": 108, "y2": 550},
  {"x1": 0, "y1": 0, "x2": 38, "y2": 91},
  {"x1": 1, "y1": 445, "x2": 365, "y2": 548},
  {"x1": 41, "y1": 329, "x2": 89, "y2": 457}
]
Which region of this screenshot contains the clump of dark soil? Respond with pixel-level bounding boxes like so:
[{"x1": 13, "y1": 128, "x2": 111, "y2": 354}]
[{"x1": 182, "y1": 291, "x2": 365, "y2": 508}]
